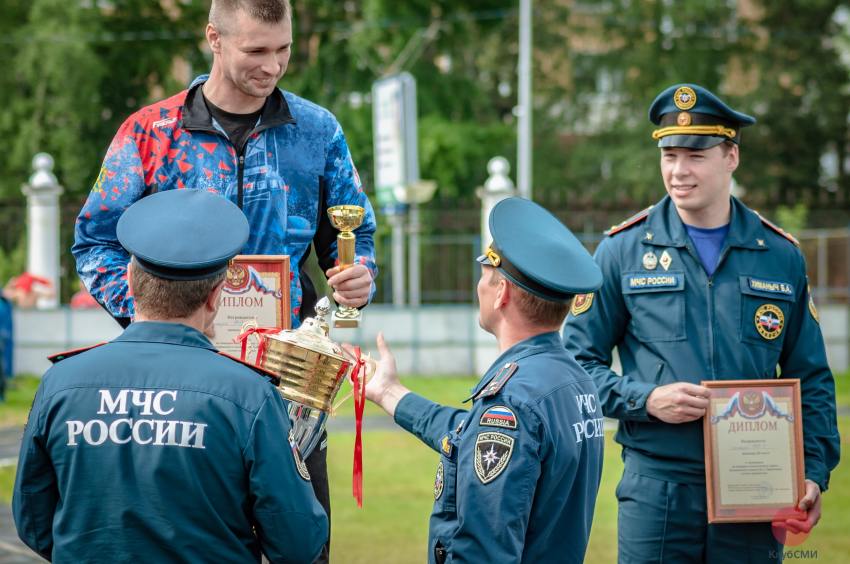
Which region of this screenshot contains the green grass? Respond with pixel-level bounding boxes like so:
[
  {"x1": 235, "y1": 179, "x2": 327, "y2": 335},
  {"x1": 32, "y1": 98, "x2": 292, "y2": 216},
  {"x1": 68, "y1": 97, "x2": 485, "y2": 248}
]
[
  {"x1": 0, "y1": 375, "x2": 40, "y2": 427},
  {"x1": 330, "y1": 375, "x2": 478, "y2": 418},
  {"x1": 0, "y1": 466, "x2": 14, "y2": 505},
  {"x1": 0, "y1": 374, "x2": 847, "y2": 562}
]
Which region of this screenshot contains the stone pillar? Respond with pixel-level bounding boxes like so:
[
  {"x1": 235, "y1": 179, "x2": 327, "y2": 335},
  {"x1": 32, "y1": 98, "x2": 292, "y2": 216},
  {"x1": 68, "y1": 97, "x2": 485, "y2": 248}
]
[
  {"x1": 477, "y1": 157, "x2": 517, "y2": 254},
  {"x1": 22, "y1": 153, "x2": 63, "y2": 309}
]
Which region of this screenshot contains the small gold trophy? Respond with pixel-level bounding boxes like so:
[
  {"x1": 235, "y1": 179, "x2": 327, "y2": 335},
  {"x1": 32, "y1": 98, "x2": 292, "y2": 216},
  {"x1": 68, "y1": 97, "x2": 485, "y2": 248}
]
[{"x1": 327, "y1": 204, "x2": 366, "y2": 328}]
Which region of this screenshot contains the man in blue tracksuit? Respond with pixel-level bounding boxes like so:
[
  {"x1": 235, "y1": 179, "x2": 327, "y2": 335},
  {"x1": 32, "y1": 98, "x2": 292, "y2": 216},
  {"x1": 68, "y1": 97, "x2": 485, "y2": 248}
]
[
  {"x1": 364, "y1": 198, "x2": 605, "y2": 563},
  {"x1": 564, "y1": 84, "x2": 840, "y2": 563},
  {"x1": 72, "y1": 3, "x2": 375, "y2": 558},
  {"x1": 15, "y1": 189, "x2": 327, "y2": 562}
]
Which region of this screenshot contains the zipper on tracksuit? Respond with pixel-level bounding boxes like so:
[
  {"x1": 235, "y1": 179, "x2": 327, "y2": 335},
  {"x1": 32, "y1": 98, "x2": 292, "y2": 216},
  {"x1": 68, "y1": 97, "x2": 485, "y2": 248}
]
[{"x1": 184, "y1": 124, "x2": 274, "y2": 210}]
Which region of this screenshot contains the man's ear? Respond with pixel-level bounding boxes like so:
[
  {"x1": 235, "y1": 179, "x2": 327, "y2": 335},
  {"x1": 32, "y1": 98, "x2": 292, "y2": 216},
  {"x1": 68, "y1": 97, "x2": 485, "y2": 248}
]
[
  {"x1": 494, "y1": 278, "x2": 510, "y2": 310},
  {"x1": 206, "y1": 23, "x2": 222, "y2": 54},
  {"x1": 726, "y1": 143, "x2": 740, "y2": 173},
  {"x1": 206, "y1": 279, "x2": 226, "y2": 312}
]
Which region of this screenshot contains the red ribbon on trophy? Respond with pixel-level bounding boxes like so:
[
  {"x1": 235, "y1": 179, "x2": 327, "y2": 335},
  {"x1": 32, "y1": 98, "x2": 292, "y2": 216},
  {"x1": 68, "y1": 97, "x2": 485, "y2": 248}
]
[
  {"x1": 349, "y1": 346, "x2": 367, "y2": 508},
  {"x1": 235, "y1": 326, "x2": 281, "y2": 365}
]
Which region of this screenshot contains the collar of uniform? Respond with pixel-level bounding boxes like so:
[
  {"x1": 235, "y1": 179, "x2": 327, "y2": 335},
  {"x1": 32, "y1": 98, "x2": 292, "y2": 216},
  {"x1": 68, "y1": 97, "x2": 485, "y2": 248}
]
[
  {"x1": 724, "y1": 196, "x2": 770, "y2": 250},
  {"x1": 113, "y1": 321, "x2": 218, "y2": 351},
  {"x1": 640, "y1": 196, "x2": 689, "y2": 247},
  {"x1": 465, "y1": 331, "x2": 562, "y2": 402},
  {"x1": 181, "y1": 74, "x2": 296, "y2": 132},
  {"x1": 642, "y1": 195, "x2": 768, "y2": 251}
]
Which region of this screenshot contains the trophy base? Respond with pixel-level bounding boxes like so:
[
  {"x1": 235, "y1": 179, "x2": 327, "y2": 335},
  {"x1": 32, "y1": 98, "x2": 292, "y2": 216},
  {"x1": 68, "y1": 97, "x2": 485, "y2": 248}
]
[{"x1": 333, "y1": 311, "x2": 361, "y2": 329}]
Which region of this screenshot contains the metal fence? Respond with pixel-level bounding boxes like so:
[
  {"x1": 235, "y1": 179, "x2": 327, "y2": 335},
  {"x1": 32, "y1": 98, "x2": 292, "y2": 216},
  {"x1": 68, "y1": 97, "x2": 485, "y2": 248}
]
[
  {"x1": 373, "y1": 209, "x2": 850, "y2": 305},
  {"x1": 0, "y1": 199, "x2": 848, "y2": 305}
]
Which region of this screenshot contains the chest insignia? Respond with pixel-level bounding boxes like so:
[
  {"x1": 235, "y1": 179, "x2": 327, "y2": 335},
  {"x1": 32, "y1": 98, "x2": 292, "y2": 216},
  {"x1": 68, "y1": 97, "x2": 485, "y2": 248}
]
[
  {"x1": 642, "y1": 252, "x2": 658, "y2": 270},
  {"x1": 570, "y1": 293, "x2": 594, "y2": 316},
  {"x1": 474, "y1": 432, "x2": 514, "y2": 484},
  {"x1": 479, "y1": 405, "x2": 518, "y2": 430},
  {"x1": 434, "y1": 461, "x2": 445, "y2": 500},
  {"x1": 659, "y1": 250, "x2": 673, "y2": 271},
  {"x1": 289, "y1": 430, "x2": 311, "y2": 481},
  {"x1": 754, "y1": 304, "x2": 785, "y2": 340}
]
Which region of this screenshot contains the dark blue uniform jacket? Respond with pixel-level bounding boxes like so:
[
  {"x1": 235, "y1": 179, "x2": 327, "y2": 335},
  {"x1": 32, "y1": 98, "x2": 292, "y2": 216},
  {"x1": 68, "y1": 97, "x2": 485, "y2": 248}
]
[
  {"x1": 13, "y1": 322, "x2": 327, "y2": 563},
  {"x1": 565, "y1": 196, "x2": 840, "y2": 490},
  {"x1": 394, "y1": 332, "x2": 604, "y2": 563}
]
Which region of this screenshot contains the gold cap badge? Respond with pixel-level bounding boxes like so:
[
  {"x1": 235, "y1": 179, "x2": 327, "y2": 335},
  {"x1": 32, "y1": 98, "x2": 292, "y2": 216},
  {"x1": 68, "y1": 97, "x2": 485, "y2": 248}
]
[{"x1": 674, "y1": 86, "x2": 697, "y2": 110}]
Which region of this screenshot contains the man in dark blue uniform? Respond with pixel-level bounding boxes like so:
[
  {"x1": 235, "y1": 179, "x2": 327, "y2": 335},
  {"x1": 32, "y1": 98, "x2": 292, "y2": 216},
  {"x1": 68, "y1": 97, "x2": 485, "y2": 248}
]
[
  {"x1": 564, "y1": 84, "x2": 841, "y2": 563},
  {"x1": 364, "y1": 197, "x2": 605, "y2": 563},
  {"x1": 13, "y1": 189, "x2": 328, "y2": 562}
]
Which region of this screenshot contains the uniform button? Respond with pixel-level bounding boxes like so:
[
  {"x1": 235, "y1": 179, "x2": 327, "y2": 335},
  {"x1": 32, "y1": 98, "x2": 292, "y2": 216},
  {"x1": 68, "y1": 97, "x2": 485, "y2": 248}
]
[{"x1": 628, "y1": 400, "x2": 636, "y2": 407}]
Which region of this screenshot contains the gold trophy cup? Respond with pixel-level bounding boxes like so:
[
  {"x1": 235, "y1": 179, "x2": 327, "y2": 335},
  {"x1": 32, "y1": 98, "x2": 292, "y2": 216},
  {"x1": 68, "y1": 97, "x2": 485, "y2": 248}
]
[
  {"x1": 327, "y1": 205, "x2": 366, "y2": 328},
  {"x1": 252, "y1": 297, "x2": 357, "y2": 456}
]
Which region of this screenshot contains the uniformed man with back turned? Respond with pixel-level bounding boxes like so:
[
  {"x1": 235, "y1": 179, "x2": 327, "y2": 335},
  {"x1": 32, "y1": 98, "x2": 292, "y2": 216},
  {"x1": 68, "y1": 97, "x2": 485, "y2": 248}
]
[
  {"x1": 14, "y1": 189, "x2": 328, "y2": 563},
  {"x1": 364, "y1": 197, "x2": 606, "y2": 563}
]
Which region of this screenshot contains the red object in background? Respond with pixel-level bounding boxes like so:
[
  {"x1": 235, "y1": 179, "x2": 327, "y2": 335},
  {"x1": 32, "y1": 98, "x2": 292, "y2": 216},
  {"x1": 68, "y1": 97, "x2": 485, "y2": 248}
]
[
  {"x1": 12, "y1": 272, "x2": 51, "y2": 293},
  {"x1": 70, "y1": 289, "x2": 99, "y2": 309}
]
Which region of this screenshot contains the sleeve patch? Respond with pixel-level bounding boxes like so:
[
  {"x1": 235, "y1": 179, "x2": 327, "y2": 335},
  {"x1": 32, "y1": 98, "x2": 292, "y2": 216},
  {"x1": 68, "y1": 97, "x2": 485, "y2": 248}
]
[
  {"x1": 289, "y1": 430, "x2": 311, "y2": 481},
  {"x1": 570, "y1": 293, "x2": 594, "y2": 316},
  {"x1": 474, "y1": 432, "x2": 514, "y2": 484},
  {"x1": 808, "y1": 285, "x2": 819, "y2": 323},
  {"x1": 479, "y1": 406, "x2": 518, "y2": 430}
]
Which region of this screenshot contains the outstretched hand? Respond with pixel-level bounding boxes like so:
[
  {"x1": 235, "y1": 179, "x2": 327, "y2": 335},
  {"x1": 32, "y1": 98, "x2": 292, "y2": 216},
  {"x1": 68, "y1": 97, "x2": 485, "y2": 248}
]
[{"x1": 352, "y1": 332, "x2": 409, "y2": 417}]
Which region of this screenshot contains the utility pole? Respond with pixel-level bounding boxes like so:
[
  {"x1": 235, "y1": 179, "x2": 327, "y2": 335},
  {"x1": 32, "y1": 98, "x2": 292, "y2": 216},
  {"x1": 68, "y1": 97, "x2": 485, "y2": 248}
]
[{"x1": 517, "y1": 0, "x2": 533, "y2": 200}]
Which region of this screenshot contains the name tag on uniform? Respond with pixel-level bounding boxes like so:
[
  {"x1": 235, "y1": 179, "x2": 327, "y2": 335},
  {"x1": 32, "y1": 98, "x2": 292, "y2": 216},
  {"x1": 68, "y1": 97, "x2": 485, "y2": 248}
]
[
  {"x1": 746, "y1": 277, "x2": 793, "y2": 296},
  {"x1": 622, "y1": 273, "x2": 684, "y2": 294}
]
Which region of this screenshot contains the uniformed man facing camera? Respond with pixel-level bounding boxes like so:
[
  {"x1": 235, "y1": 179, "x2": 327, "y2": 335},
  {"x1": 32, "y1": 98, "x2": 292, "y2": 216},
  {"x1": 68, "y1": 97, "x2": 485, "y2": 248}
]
[
  {"x1": 564, "y1": 84, "x2": 840, "y2": 563},
  {"x1": 13, "y1": 190, "x2": 328, "y2": 563},
  {"x1": 364, "y1": 197, "x2": 605, "y2": 563}
]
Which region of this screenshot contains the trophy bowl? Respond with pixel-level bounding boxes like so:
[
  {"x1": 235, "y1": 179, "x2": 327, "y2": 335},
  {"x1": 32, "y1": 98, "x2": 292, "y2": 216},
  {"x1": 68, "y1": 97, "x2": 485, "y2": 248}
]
[{"x1": 252, "y1": 297, "x2": 358, "y2": 457}]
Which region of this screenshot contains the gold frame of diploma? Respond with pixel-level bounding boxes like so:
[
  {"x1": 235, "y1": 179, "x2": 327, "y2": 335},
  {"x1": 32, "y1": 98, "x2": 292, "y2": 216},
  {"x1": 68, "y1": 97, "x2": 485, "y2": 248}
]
[
  {"x1": 212, "y1": 255, "x2": 291, "y2": 357},
  {"x1": 702, "y1": 379, "x2": 805, "y2": 523}
]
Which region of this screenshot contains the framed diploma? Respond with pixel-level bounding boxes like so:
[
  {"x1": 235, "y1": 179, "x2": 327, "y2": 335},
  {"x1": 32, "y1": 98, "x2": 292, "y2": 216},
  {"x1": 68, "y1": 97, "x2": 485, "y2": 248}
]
[
  {"x1": 212, "y1": 255, "x2": 290, "y2": 357},
  {"x1": 703, "y1": 379, "x2": 805, "y2": 523}
]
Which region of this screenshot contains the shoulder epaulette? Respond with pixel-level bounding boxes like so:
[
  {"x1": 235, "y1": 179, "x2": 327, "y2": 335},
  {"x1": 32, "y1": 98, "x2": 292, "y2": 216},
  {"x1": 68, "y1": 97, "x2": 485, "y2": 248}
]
[
  {"x1": 755, "y1": 212, "x2": 799, "y2": 247},
  {"x1": 218, "y1": 351, "x2": 281, "y2": 385},
  {"x1": 48, "y1": 343, "x2": 107, "y2": 364},
  {"x1": 605, "y1": 205, "x2": 653, "y2": 236},
  {"x1": 472, "y1": 362, "x2": 519, "y2": 401}
]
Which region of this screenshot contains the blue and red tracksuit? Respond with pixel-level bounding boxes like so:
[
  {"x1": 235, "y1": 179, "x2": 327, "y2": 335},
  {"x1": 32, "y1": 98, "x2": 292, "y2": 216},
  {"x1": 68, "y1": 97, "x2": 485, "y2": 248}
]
[{"x1": 73, "y1": 75, "x2": 377, "y2": 328}]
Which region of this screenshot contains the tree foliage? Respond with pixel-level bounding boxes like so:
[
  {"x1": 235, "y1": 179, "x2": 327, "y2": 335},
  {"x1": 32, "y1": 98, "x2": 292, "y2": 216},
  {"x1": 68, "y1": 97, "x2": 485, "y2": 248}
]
[{"x1": 0, "y1": 0, "x2": 847, "y2": 215}]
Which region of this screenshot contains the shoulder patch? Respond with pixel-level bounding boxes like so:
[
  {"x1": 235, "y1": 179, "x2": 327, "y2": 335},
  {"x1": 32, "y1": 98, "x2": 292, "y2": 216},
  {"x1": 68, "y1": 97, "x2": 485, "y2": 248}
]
[
  {"x1": 474, "y1": 431, "x2": 514, "y2": 484},
  {"x1": 473, "y1": 362, "x2": 519, "y2": 401},
  {"x1": 288, "y1": 430, "x2": 311, "y2": 481},
  {"x1": 605, "y1": 205, "x2": 653, "y2": 236},
  {"x1": 218, "y1": 351, "x2": 281, "y2": 385},
  {"x1": 48, "y1": 343, "x2": 107, "y2": 364},
  {"x1": 480, "y1": 405, "x2": 518, "y2": 429},
  {"x1": 755, "y1": 212, "x2": 799, "y2": 247},
  {"x1": 570, "y1": 293, "x2": 594, "y2": 316}
]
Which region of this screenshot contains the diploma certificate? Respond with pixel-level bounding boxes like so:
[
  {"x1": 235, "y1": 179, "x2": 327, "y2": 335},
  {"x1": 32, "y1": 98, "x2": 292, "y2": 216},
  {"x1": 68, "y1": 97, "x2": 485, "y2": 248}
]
[
  {"x1": 212, "y1": 255, "x2": 290, "y2": 357},
  {"x1": 702, "y1": 379, "x2": 804, "y2": 523}
]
